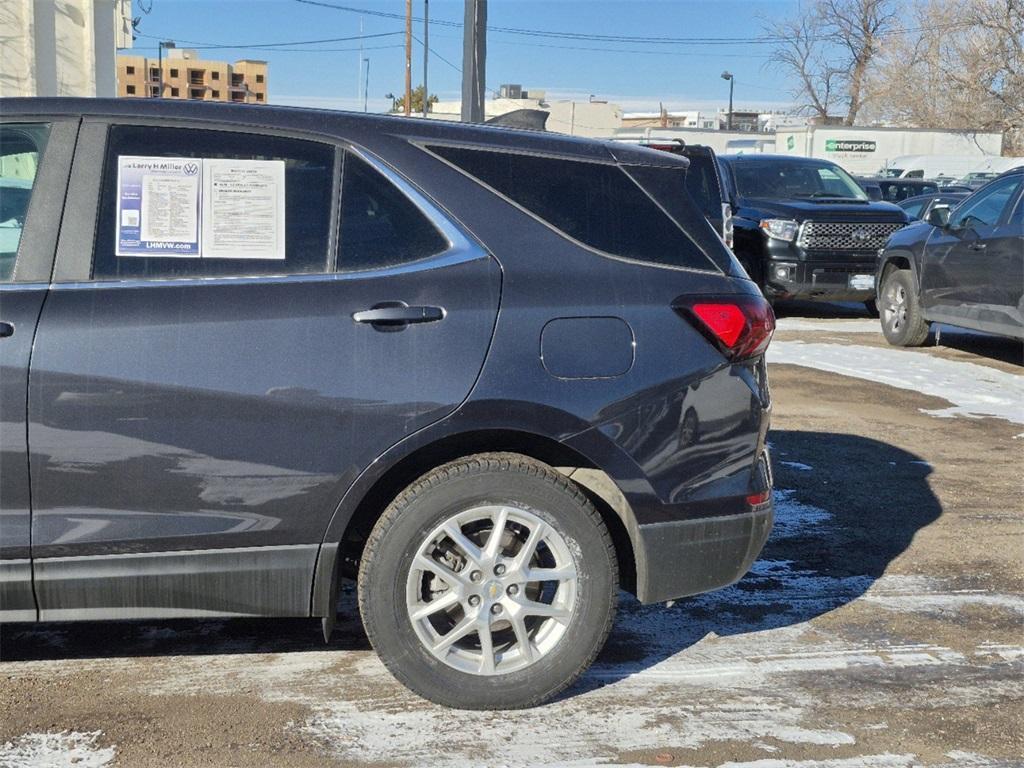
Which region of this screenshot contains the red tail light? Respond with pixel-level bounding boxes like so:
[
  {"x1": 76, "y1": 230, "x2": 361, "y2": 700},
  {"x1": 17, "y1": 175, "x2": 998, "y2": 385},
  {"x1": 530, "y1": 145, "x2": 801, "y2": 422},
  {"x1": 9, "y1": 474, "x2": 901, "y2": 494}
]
[
  {"x1": 746, "y1": 490, "x2": 771, "y2": 506},
  {"x1": 677, "y1": 295, "x2": 775, "y2": 361}
]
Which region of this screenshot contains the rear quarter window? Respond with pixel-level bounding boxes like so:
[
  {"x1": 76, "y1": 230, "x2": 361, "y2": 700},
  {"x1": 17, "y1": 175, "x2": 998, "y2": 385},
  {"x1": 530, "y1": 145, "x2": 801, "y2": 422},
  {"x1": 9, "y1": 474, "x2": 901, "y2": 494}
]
[{"x1": 428, "y1": 144, "x2": 719, "y2": 272}]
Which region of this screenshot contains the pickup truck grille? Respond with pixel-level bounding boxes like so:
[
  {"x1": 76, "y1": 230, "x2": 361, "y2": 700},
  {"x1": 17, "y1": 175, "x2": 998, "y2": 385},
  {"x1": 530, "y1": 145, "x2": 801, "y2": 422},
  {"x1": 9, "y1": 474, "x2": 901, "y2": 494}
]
[{"x1": 798, "y1": 221, "x2": 904, "y2": 252}]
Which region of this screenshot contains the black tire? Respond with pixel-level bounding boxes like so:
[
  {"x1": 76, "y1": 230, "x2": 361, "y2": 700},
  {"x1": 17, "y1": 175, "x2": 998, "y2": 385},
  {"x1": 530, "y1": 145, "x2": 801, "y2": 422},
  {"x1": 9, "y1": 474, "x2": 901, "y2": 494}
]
[
  {"x1": 358, "y1": 452, "x2": 618, "y2": 709},
  {"x1": 863, "y1": 299, "x2": 880, "y2": 318},
  {"x1": 879, "y1": 268, "x2": 930, "y2": 347}
]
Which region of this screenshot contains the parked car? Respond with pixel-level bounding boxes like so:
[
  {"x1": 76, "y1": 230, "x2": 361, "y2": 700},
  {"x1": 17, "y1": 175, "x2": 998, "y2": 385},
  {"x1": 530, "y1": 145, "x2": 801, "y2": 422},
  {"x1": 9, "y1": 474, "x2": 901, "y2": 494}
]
[
  {"x1": 716, "y1": 154, "x2": 909, "y2": 310},
  {"x1": 877, "y1": 168, "x2": 1023, "y2": 345},
  {"x1": 897, "y1": 192, "x2": 969, "y2": 222},
  {"x1": 858, "y1": 177, "x2": 941, "y2": 202},
  {"x1": 959, "y1": 171, "x2": 1002, "y2": 188},
  {"x1": 0, "y1": 98, "x2": 775, "y2": 710}
]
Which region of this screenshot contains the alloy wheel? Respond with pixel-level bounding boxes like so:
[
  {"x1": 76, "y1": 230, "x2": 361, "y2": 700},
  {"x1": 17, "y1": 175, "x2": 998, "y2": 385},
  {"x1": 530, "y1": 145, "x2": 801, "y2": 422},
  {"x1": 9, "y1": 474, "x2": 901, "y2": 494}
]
[{"x1": 405, "y1": 505, "x2": 578, "y2": 676}]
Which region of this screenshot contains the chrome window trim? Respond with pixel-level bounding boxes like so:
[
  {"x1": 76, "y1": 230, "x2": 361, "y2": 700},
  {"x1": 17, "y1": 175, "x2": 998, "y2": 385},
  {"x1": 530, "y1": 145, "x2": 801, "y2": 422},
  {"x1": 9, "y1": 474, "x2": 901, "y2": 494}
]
[{"x1": 0, "y1": 281, "x2": 51, "y2": 291}]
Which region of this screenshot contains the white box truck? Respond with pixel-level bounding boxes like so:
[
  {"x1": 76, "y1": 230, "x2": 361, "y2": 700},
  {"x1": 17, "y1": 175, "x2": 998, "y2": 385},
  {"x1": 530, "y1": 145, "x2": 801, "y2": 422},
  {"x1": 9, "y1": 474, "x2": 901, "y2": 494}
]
[{"x1": 774, "y1": 126, "x2": 1003, "y2": 176}]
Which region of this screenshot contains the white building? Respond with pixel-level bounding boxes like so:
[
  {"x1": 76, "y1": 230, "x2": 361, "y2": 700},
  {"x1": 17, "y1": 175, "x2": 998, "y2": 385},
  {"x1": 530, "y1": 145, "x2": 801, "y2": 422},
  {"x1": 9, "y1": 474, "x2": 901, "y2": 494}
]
[
  {"x1": 422, "y1": 92, "x2": 623, "y2": 138},
  {"x1": 621, "y1": 111, "x2": 719, "y2": 130},
  {"x1": 0, "y1": 0, "x2": 133, "y2": 98}
]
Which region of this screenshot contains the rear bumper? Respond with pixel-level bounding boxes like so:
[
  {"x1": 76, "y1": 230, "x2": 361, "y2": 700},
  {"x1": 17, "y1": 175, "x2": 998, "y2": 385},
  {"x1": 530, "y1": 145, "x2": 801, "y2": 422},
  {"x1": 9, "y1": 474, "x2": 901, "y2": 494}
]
[
  {"x1": 764, "y1": 258, "x2": 876, "y2": 301},
  {"x1": 632, "y1": 448, "x2": 774, "y2": 604},
  {"x1": 636, "y1": 502, "x2": 774, "y2": 604}
]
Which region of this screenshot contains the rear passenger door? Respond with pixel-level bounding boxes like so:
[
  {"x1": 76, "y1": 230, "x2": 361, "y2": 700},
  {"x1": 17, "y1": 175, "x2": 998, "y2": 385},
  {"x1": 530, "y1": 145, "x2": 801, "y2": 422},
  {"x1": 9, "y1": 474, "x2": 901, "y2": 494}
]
[
  {"x1": 28, "y1": 120, "x2": 500, "y2": 620},
  {"x1": 0, "y1": 117, "x2": 76, "y2": 622}
]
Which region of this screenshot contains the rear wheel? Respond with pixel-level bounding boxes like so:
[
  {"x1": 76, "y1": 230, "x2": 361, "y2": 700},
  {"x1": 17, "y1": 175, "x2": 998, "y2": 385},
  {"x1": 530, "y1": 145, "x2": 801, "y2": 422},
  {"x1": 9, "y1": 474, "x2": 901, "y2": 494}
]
[
  {"x1": 880, "y1": 269, "x2": 930, "y2": 346},
  {"x1": 358, "y1": 453, "x2": 618, "y2": 709}
]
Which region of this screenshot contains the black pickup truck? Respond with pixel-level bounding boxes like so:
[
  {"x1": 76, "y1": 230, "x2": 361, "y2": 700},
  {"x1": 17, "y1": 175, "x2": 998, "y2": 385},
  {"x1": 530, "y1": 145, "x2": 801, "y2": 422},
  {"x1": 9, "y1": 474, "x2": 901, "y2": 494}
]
[{"x1": 717, "y1": 154, "x2": 910, "y2": 309}]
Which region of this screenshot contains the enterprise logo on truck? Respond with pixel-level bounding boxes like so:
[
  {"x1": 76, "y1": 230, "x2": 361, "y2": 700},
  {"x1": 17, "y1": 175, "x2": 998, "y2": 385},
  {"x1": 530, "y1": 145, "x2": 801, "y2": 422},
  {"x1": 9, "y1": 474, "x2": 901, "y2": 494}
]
[{"x1": 825, "y1": 139, "x2": 877, "y2": 153}]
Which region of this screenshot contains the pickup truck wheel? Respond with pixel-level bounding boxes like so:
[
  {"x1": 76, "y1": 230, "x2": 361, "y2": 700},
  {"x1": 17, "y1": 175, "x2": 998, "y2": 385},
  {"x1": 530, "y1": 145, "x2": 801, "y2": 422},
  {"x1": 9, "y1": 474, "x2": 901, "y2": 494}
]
[
  {"x1": 880, "y1": 269, "x2": 929, "y2": 346},
  {"x1": 358, "y1": 453, "x2": 618, "y2": 710}
]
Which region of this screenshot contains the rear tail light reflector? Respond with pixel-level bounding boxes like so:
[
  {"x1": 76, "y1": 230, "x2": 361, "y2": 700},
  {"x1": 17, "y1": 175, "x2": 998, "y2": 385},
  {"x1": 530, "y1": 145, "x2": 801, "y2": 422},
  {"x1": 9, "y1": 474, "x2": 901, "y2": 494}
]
[{"x1": 676, "y1": 294, "x2": 775, "y2": 361}]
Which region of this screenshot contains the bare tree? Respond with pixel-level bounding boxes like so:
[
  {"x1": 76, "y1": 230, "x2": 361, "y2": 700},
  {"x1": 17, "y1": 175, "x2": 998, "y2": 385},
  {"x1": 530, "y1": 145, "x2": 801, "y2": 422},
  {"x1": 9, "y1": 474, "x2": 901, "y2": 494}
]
[
  {"x1": 866, "y1": 0, "x2": 1024, "y2": 153},
  {"x1": 764, "y1": 0, "x2": 897, "y2": 125}
]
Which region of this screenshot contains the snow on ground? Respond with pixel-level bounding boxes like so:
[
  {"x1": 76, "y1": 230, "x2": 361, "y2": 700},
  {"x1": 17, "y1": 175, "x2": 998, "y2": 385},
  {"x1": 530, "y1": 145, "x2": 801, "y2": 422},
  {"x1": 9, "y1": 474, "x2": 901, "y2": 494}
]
[
  {"x1": 0, "y1": 731, "x2": 115, "y2": 768},
  {"x1": 769, "y1": 341, "x2": 1024, "y2": 425},
  {"x1": 775, "y1": 318, "x2": 881, "y2": 334},
  {"x1": 779, "y1": 460, "x2": 813, "y2": 471}
]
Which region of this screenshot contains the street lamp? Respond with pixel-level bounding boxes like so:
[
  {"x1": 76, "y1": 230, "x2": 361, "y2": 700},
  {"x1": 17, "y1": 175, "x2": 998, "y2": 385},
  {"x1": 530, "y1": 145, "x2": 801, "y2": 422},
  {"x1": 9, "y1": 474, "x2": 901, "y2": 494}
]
[
  {"x1": 721, "y1": 71, "x2": 734, "y2": 131},
  {"x1": 385, "y1": 92, "x2": 396, "y2": 113},
  {"x1": 157, "y1": 40, "x2": 175, "y2": 98}
]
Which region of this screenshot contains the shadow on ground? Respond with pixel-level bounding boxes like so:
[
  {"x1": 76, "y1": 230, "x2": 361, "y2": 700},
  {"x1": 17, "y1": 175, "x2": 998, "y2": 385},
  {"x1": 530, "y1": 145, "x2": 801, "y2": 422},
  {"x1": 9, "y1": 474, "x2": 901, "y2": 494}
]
[
  {"x1": 0, "y1": 430, "x2": 941, "y2": 704},
  {"x1": 931, "y1": 325, "x2": 1024, "y2": 366},
  {"x1": 773, "y1": 300, "x2": 871, "y2": 319},
  {"x1": 568, "y1": 428, "x2": 942, "y2": 696}
]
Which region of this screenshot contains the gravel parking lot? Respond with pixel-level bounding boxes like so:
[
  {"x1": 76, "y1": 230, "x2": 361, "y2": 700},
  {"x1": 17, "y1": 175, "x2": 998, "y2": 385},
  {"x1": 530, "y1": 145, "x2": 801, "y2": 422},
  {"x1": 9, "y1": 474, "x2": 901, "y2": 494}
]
[{"x1": 1, "y1": 309, "x2": 1021, "y2": 768}]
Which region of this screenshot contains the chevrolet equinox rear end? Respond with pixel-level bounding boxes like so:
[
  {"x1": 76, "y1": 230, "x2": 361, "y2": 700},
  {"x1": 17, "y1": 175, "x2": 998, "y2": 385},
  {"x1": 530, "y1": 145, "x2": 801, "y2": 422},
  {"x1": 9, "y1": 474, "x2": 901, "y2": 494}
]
[{"x1": 0, "y1": 98, "x2": 774, "y2": 709}]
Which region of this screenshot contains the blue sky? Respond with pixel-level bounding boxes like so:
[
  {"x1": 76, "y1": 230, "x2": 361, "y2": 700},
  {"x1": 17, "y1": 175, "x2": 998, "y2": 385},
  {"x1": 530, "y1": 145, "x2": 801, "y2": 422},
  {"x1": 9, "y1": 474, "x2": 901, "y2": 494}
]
[{"x1": 127, "y1": 0, "x2": 802, "y2": 113}]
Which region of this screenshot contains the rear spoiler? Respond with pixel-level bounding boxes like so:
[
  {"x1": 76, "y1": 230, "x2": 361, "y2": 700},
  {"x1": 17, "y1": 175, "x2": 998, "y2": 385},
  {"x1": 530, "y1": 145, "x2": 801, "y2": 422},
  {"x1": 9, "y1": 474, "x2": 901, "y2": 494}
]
[{"x1": 484, "y1": 109, "x2": 549, "y2": 131}]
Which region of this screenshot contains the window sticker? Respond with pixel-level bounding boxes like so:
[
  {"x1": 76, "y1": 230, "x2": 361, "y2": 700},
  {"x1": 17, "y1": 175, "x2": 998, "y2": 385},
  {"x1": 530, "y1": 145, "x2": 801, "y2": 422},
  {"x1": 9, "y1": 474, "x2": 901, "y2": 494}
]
[
  {"x1": 115, "y1": 157, "x2": 286, "y2": 260},
  {"x1": 201, "y1": 159, "x2": 286, "y2": 260},
  {"x1": 116, "y1": 157, "x2": 201, "y2": 257}
]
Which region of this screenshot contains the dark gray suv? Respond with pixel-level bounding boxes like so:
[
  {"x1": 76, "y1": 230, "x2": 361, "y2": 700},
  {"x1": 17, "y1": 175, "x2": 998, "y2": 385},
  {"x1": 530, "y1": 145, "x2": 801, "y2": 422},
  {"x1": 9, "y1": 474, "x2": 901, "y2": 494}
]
[{"x1": 0, "y1": 98, "x2": 774, "y2": 709}]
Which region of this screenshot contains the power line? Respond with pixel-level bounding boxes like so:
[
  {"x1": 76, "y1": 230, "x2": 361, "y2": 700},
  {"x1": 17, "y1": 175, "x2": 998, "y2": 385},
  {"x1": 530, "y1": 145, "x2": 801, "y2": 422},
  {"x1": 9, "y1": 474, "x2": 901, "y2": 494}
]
[
  {"x1": 292, "y1": 0, "x2": 980, "y2": 45},
  {"x1": 127, "y1": 42, "x2": 405, "y2": 54},
  {"x1": 132, "y1": 30, "x2": 404, "y2": 50},
  {"x1": 487, "y1": 38, "x2": 772, "y2": 60},
  {"x1": 411, "y1": 34, "x2": 461, "y2": 74}
]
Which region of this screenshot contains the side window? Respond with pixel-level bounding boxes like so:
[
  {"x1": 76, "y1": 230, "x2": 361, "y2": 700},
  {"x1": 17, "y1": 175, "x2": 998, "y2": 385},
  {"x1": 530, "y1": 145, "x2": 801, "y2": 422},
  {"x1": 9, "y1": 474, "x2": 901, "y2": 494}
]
[
  {"x1": 0, "y1": 123, "x2": 49, "y2": 282},
  {"x1": 93, "y1": 125, "x2": 334, "y2": 280},
  {"x1": 429, "y1": 145, "x2": 715, "y2": 271},
  {"x1": 900, "y1": 199, "x2": 925, "y2": 220},
  {"x1": 950, "y1": 175, "x2": 1022, "y2": 230},
  {"x1": 337, "y1": 153, "x2": 447, "y2": 272}
]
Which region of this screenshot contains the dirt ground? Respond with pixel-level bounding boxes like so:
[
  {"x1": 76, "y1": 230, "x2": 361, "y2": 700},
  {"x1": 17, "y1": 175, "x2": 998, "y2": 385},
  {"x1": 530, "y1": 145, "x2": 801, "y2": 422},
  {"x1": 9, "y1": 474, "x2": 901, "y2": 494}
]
[{"x1": 1, "y1": 310, "x2": 1022, "y2": 768}]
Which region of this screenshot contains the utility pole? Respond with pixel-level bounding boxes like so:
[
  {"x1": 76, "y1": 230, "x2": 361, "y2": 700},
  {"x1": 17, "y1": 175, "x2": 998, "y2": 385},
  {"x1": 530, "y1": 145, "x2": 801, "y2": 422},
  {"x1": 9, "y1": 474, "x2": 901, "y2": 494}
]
[
  {"x1": 461, "y1": 0, "x2": 486, "y2": 123},
  {"x1": 404, "y1": 0, "x2": 412, "y2": 116},
  {"x1": 363, "y1": 58, "x2": 370, "y2": 112},
  {"x1": 422, "y1": 0, "x2": 429, "y2": 117},
  {"x1": 721, "y1": 71, "x2": 734, "y2": 131}
]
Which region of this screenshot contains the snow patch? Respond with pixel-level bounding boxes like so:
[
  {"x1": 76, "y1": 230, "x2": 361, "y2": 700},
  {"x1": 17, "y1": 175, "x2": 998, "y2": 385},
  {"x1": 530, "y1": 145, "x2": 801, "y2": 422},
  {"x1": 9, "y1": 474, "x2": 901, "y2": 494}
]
[
  {"x1": 775, "y1": 318, "x2": 882, "y2": 334},
  {"x1": 771, "y1": 489, "x2": 832, "y2": 537},
  {"x1": 0, "y1": 731, "x2": 115, "y2": 768},
  {"x1": 779, "y1": 460, "x2": 813, "y2": 471},
  {"x1": 769, "y1": 341, "x2": 1024, "y2": 425}
]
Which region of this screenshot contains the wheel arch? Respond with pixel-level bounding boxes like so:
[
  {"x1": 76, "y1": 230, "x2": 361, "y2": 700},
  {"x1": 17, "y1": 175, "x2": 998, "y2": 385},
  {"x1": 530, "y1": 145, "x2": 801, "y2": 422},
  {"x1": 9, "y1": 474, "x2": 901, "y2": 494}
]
[
  {"x1": 311, "y1": 427, "x2": 640, "y2": 627},
  {"x1": 879, "y1": 249, "x2": 918, "y2": 293}
]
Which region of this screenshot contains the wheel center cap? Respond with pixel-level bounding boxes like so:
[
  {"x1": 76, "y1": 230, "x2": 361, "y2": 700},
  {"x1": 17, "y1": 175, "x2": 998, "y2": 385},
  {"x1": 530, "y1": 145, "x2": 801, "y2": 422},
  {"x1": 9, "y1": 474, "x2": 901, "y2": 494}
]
[{"x1": 484, "y1": 581, "x2": 502, "y2": 600}]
